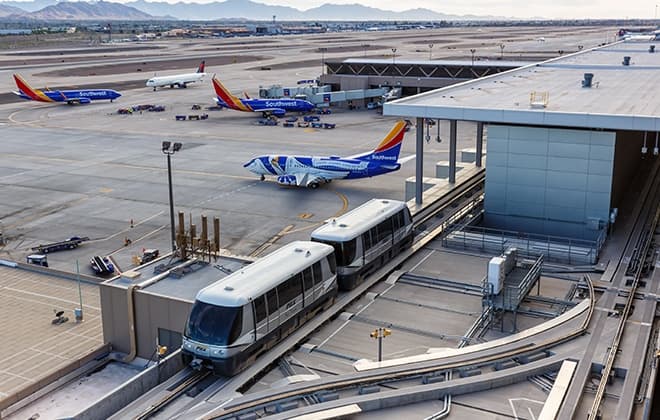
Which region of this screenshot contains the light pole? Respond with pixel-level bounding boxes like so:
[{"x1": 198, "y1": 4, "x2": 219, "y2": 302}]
[
  {"x1": 499, "y1": 43, "x2": 505, "y2": 59},
  {"x1": 319, "y1": 47, "x2": 328, "y2": 75},
  {"x1": 370, "y1": 327, "x2": 392, "y2": 362},
  {"x1": 162, "y1": 141, "x2": 182, "y2": 253},
  {"x1": 470, "y1": 48, "x2": 476, "y2": 66},
  {"x1": 428, "y1": 43, "x2": 434, "y2": 60},
  {"x1": 391, "y1": 48, "x2": 397, "y2": 65}
]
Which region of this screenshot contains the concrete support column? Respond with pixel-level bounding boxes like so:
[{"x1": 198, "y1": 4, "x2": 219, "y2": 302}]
[
  {"x1": 476, "y1": 122, "x2": 484, "y2": 168},
  {"x1": 415, "y1": 117, "x2": 424, "y2": 205},
  {"x1": 449, "y1": 119, "x2": 457, "y2": 183}
]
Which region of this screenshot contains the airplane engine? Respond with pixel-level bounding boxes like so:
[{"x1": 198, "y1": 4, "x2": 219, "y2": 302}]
[{"x1": 276, "y1": 175, "x2": 297, "y2": 186}]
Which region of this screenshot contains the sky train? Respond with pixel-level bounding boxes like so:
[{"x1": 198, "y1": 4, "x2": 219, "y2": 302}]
[
  {"x1": 182, "y1": 241, "x2": 338, "y2": 375},
  {"x1": 182, "y1": 199, "x2": 414, "y2": 375}
]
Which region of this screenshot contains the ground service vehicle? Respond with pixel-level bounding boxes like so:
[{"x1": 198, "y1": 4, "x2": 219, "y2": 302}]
[
  {"x1": 31, "y1": 236, "x2": 89, "y2": 253},
  {"x1": 90, "y1": 256, "x2": 115, "y2": 275},
  {"x1": 311, "y1": 199, "x2": 413, "y2": 290},
  {"x1": 182, "y1": 241, "x2": 338, "y2": 376}
]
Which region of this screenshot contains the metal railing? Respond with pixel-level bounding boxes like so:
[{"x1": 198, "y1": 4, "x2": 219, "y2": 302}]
[{"x1": 444, "y1": 224, "x2": 603, "y2": 265}]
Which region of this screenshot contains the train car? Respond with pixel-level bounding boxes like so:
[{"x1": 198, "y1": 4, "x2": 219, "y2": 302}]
[
  {"x1": 311, "y1": 199, "x2": 413, "y2": 290},
  {"x1": 182, "y1": 241, "x2": 338, "y2": 376}
]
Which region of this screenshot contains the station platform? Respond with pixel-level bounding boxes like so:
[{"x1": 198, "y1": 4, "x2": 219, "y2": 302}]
[{"x1": 0, "y1": 264, "x2": 104, "y2": 415}]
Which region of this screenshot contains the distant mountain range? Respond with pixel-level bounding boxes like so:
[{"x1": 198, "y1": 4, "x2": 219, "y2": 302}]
[
  {"x1": 0, "y1": 0, "x2": 508, "y2": 21},
  {"x1": 1, "y1": 0, "x2": 157, "y2": 19}
]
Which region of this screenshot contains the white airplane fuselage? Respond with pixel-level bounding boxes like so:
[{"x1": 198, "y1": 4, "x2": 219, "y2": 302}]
[{"x1": 146, "y1": 72, "x2": 206, "y2": 89}]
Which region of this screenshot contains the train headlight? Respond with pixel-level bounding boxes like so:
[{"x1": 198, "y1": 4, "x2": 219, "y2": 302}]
[
  {"x1": 212, "y1": 349, "x2": 223, "y2": 355},
  {"x1": 184, "y1": 342, "x2": 192, "y2": 349}
]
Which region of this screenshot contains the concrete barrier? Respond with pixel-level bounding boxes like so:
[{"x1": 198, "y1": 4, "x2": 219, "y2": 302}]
[
  {"x1": 405, "y1": 176, "x2": 443, "y2": 201},
  {"x1": 435, "y1": 161, "x2": 465, "y2": 179},
  {"x1": 73, "y1": 350, "x2": 184, "y2": 420}
]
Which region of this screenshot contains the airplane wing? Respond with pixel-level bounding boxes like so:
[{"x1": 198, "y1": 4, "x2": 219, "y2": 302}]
[
  {"x1": 293, "y1": 172, "x2": 343, "y2": 188},
  {"x1": 397, "y1": 154, "x2": 416, "y2": 164},
  {"x1": 254, "y1": 107, "x2": 286, "y2": 114}
]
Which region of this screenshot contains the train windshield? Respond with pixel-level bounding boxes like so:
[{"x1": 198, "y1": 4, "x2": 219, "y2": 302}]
[
  {"x1": 313, "y1": 239, "x2": 356, "y2": 266},
  {"x1": 185, "y1": 301, "x2": 243, "y2": 346}
]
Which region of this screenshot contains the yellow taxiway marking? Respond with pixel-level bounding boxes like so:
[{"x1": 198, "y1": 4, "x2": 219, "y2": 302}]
[
  {"x1": 250, "y1": 224, "x2": 295, "y2": 257},
  {"x1": 284, "y1": 189, "x2": 349, "y2": 235},
  {"x1": 250, "y1": 189, "x2": 349, "y2": 255}
]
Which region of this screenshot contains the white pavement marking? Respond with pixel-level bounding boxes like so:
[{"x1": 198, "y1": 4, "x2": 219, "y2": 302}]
[
  {"x1": 316, "y1": 282, "x2": 398, "y2": 350},
  {"x1": 410, "y1": 249, "x2": 435, "y2": 272},
  {"x1": 2, "y1": 286, "x2": 101, "y2": 311},
  {"x1": 509, "y1": 398, "x2": 544, "y2": 420}
]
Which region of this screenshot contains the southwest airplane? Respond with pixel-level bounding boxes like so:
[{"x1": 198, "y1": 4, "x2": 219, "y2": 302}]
[
  {"x1": 244, "y1": 120, "x2": 408, "y2": 189},
  {"x1": 146, "y1": 60, "x2": 206, "y2": 90},
  {"x1": 13, "y1": 74, "x2": 121, "y2": 105},
  {"x1": 212, "y1": 76, "x2": 315, "y2": 117}
]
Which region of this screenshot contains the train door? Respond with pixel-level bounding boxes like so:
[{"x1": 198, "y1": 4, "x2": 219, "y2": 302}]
[
  {"x1": 302, "y1": 266, "x2": 315, "y2": 305},
  {"x1": 266, "y1": 288, "x2": 280, "y2": 333},
  {"x1": 252, "y1": 295, "x2": 268, "y2": 340},
  {"x1": 277, "y1": 274, "x2": 303, "y2": 323}
]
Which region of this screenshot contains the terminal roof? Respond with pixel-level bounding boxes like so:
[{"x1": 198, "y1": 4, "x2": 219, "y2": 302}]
[
  {"x1": 337, "y1": 58, "x2": 526, "y2": 67},
  {"x1": 107, "y1": 256, "x2": 250, "y2": 302},
  {"x1": 384, "y1": 41, "x2": 660, "y2": 131}
]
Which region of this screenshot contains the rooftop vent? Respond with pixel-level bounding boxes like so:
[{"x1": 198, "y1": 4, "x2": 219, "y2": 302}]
[
  {"x1": 622, "y1": 56, "x2": 631, "y2": 66},
  {"x1": 224, "y1": 286, "x2": 234, "y2": 291},
  {"x1": 582, "y1": 73, "x2": 594, "y2": 88},
  {"x1": 530, "y1": 91, "x2": 549, "y2": 108},
  {"x1": 650, "y1": 45, "x2": 656, "y2": 53}
]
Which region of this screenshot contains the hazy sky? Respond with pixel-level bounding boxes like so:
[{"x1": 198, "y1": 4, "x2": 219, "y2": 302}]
[
  {"x1": 100, "y1": 0, "x2": 657, "y2": 19},
  {"x1": 256, "y1": 0, "x2": 655, "y2": 19}
]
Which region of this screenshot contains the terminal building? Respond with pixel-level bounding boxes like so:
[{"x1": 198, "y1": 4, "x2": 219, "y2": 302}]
[
  {"x1": 320, "y1": 58, "x2": 523, "y2": 97},
  {"x1": 385, "y1": 40, "x2": 659, "y2": 259}
]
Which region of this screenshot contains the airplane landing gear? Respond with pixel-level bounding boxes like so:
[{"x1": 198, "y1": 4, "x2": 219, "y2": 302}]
[{"x1": 260, "y1": 175, "x2": 265, "y2": 181}]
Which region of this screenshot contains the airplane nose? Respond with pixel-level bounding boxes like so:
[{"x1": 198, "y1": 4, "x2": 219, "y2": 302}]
[{"x1": 243, "y1": 158, "x2": 257, "y2": 170}]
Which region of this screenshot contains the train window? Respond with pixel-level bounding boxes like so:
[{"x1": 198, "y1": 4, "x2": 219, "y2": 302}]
[
  {"x1": 267, "y1": 289, "x2": 278, "y2": 315},
  {"x1": 379, "y1": 217, "x2": 393, "y2": 240},
  {"x1": 369, "y1": 227, "x2": 379, "y2": 245},
  {"x1": 184, "y1": 301, "x2": 243, "y2": 346},
  {"x1": 278, "y1": 274, "x2": 302, "y2": 306},
  {"x1": 363, "y1": 231, "x2": 372, "y2": 250},
  {"x1": 403, "y1": 208, "x2": 412, "y2": 225},
  {"x1": 393, "y1": 211, "x2": 403, "y2": 230},
  {"x1": 326, "y1": 255, "x2": 336, "y2": 274},
  {"x1": 341, "y1": 239, "x2": 357, "y2": 265},
  {"x1": 312, "y1": 261, "x2": 323, "y2": 282},
  {"x1": 303, "y1": 267, "x2": 314, "y2": 291},
  {"x1": 314, "y1": 240, "x2": 354, "y2": 266},
  {"x1": 253, "y1": 295, "x2": 267, "y2": 323}
]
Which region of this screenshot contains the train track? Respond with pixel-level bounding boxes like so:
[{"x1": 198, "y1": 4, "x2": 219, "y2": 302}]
[
  {"x1": 133, "y1": 370, "x2": 211, "y2": 420},
  {"x1": 587, "y1": 167, "x2": 660, "y2": 420}
]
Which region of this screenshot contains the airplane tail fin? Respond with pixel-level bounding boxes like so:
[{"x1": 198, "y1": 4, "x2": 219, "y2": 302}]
[
  {"x1": 211, "y1": 76, "x2": 250, "y2": 111},
  {"x1": 354, "y1": 120, "x2": 407, "y2": 162},
  {"x1": 13, "y1": 74, "x2": 51, "y2": 102},
  {"x1": 197, "y1": 60, "x2": 205, "y2": 73}
]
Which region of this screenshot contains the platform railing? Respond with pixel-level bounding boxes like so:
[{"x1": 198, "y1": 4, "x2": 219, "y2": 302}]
[{"x1": 444, "y1": 225, "x2": 603, "y2": 265}]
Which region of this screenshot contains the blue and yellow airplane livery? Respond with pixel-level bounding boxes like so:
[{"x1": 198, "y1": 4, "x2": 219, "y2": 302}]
[
  {"x1": 244, "y1": 120, "x2": 409, "y2": 189},
  {"x1": 13, "y1": 74, "x2": 121, "y2": 105},
  {"x1": 212, "y1": 76, "x2": 314, "y2": 117}
]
